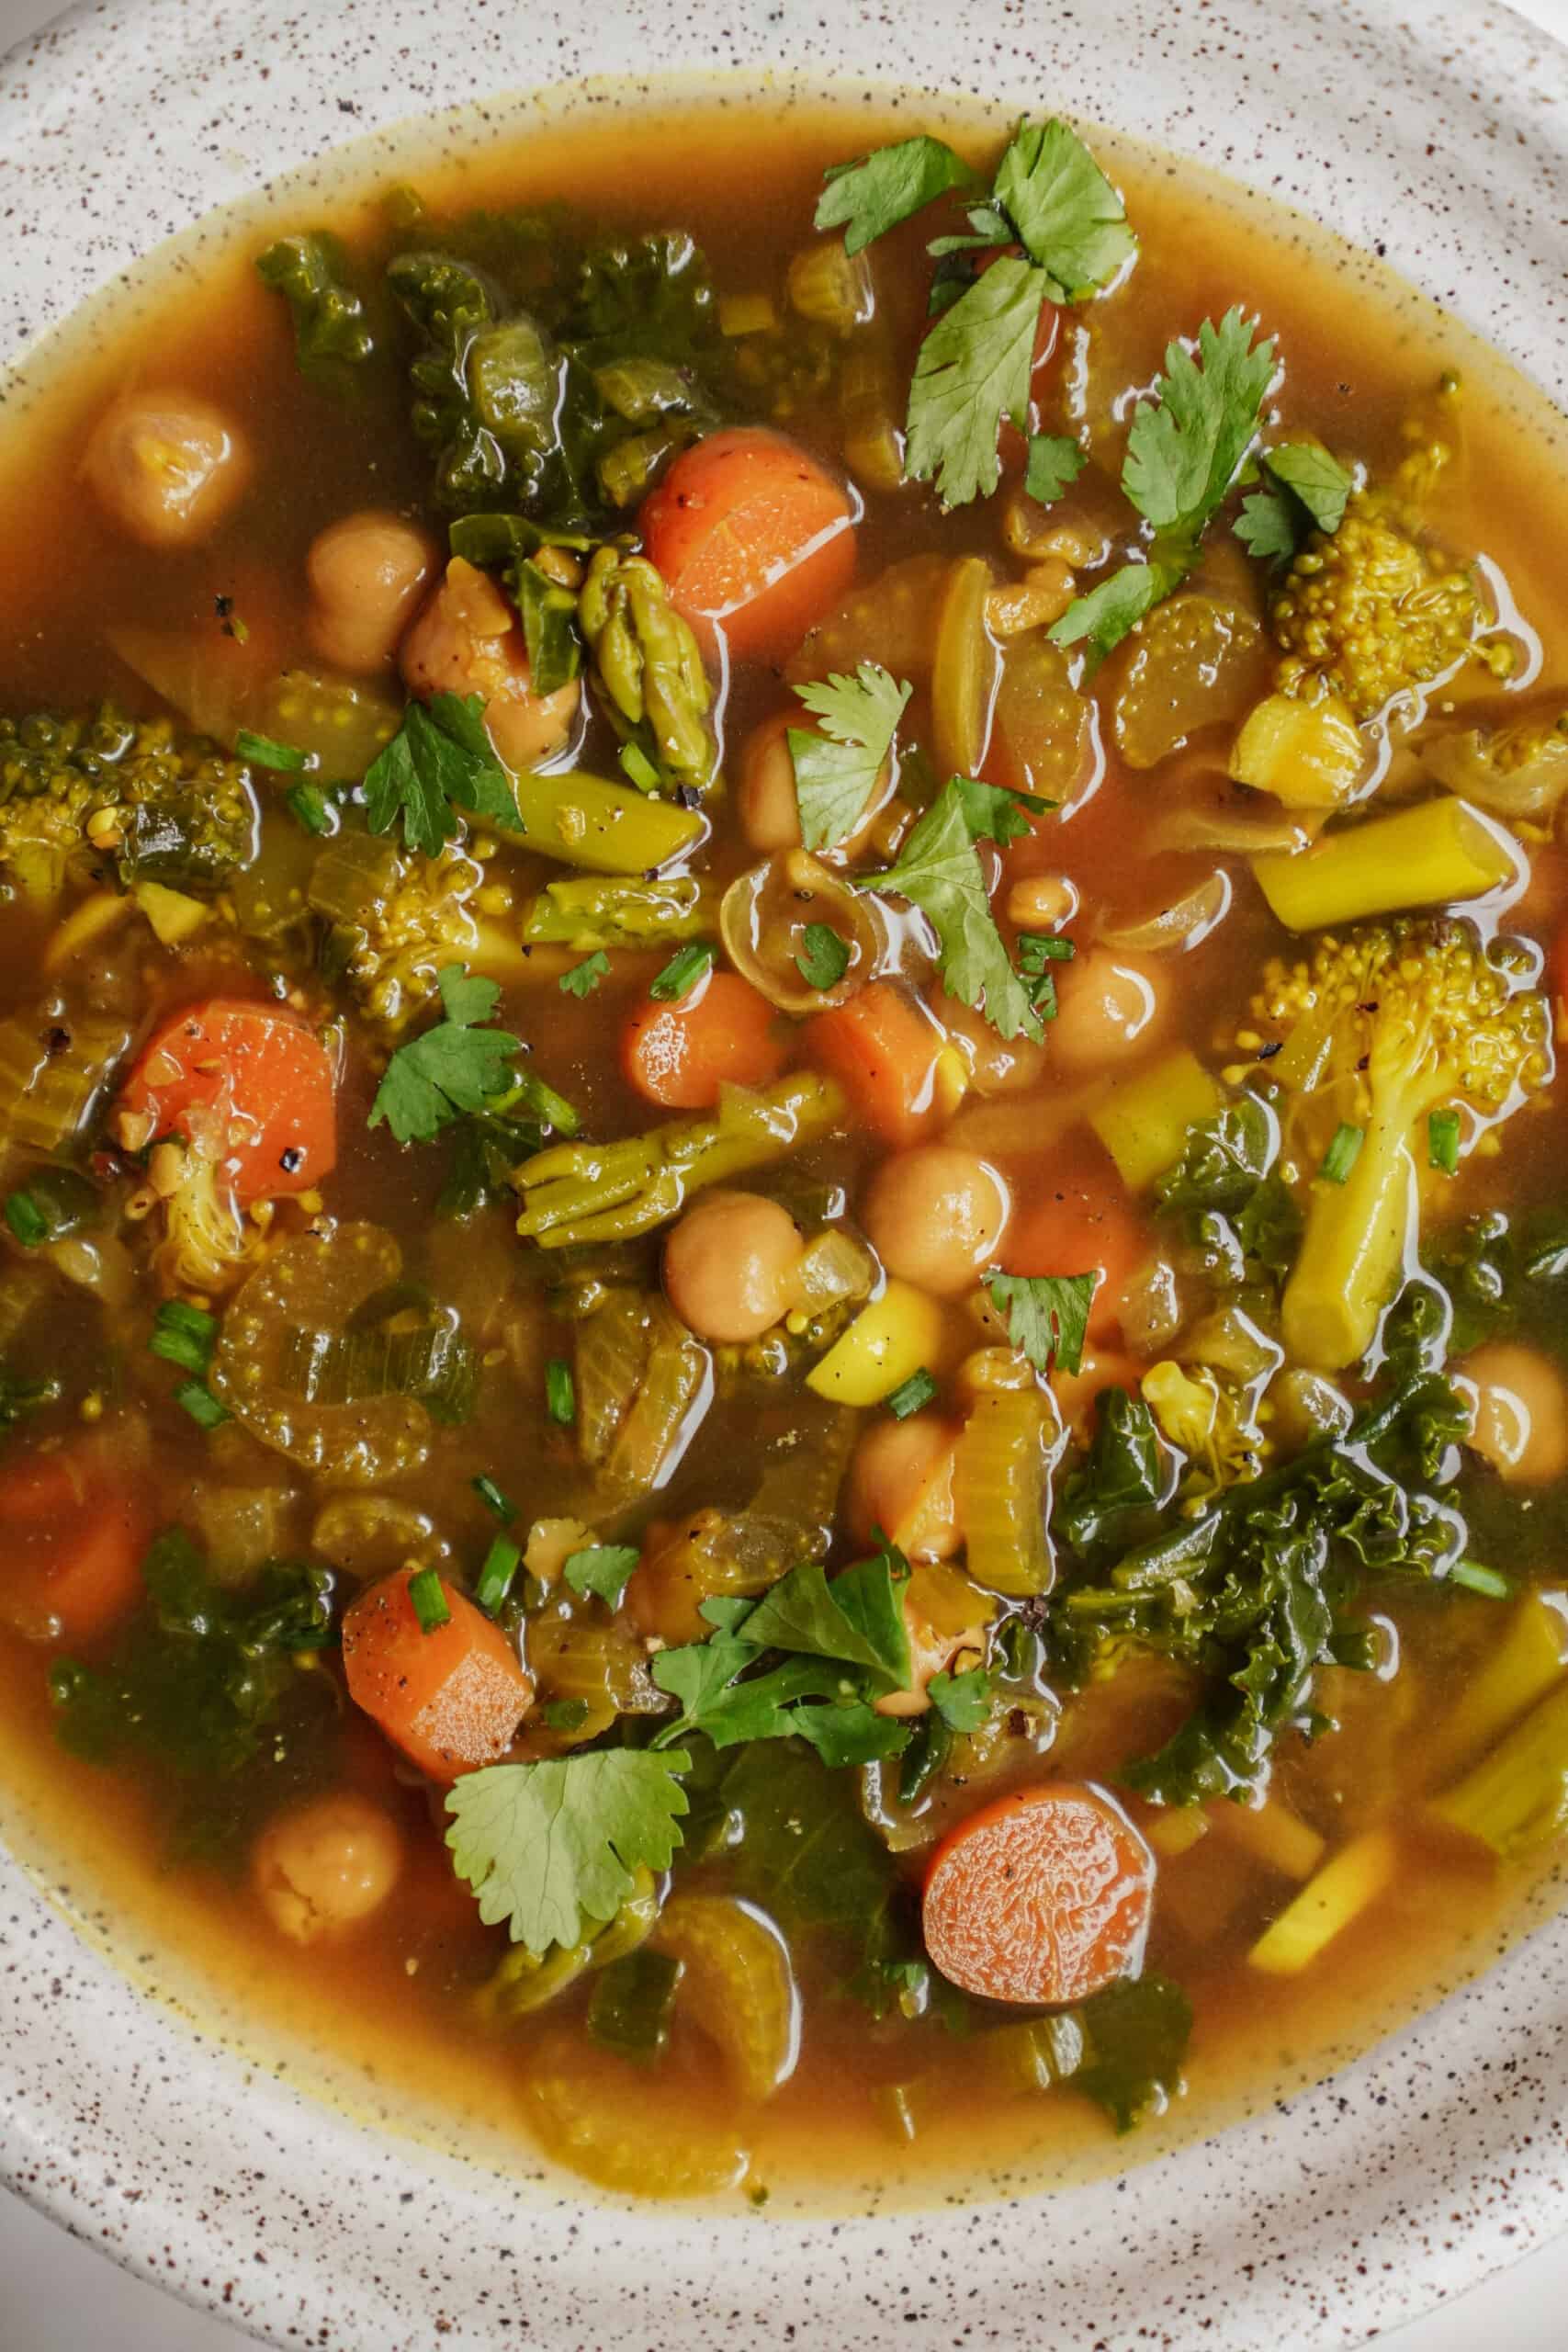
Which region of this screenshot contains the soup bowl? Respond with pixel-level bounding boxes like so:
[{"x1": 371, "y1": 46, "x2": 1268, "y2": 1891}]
[{"x1": 4, "y1": 1, "x2": 1568, "y2": 2345}]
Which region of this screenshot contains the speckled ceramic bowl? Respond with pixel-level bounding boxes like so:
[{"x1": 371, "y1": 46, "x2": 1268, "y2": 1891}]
[{"x1": 5, "y1": 2, "x2": 1568, "y2": 2345}]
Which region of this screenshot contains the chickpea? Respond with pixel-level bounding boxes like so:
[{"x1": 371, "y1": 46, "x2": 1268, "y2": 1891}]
[
  {"x1": 863, "y1": 1145, "x2": 1010, "y2": 1297},
  {"x1": 931, "y1": 984, "x2": 1047, "y2": 1097},
  {"x1": 84, "y1": 391, "x2": 251, "y2": 548},
  {"x1": 308, "y1": 508, "x2": 436, "y2": 673},
  {"x1": 738, "y1": 707, "x2": 891, "y2": 858},
  {"x1": 1457, "y1": 1342, "x2": 1568, "y2": 1485},
  {"x1": 1005, "y1": 873, "x2": 1079, "y2": 933},
  {"x1": 662, "y1": 1189, "x2": 804, "y2": 1344},
  {"x1": 846, "y1": 1411, "x2": 963, "y2": 1563},
  {"x1": 252, "y1": 1791, "x2": 401, "y2": 1945},
  {"x1": 401, "y1": 557, "x2": 579, "y2": 771},
  {"x1": 874, "y1": 1558, "x2": 990, "y2": 1719},
  {"x1": 1048, "y1": 945, "x2": 1168, "y2": 1074}
]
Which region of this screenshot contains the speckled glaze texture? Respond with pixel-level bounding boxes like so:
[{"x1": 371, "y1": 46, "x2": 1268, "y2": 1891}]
[{"x1": 4, "y1": 3, "x2": 1568, "y2": 2346}]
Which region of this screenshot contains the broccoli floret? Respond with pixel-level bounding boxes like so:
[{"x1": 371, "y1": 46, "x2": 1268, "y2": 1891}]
[
  {"x1": 1234, "y1": 917, "x2": 1551, "y2": 1371},
  {"x1": 1140, "y1": 1359, "x2": 1268, "y2": 1499},
  {"x1": 307, "y1": 824, "x2": 524, "y2": 1034},
  {"x1": 0, "y1": 707, "x2": 260, "y2": 901},
  {"x1": 1269, "y1": 494, "x2": 1504, "y2": 720}
]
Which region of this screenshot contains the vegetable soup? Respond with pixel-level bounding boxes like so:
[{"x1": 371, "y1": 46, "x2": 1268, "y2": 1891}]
[{"x1": 3, "y1": 92, "x2": 1568, "y2": 2205}]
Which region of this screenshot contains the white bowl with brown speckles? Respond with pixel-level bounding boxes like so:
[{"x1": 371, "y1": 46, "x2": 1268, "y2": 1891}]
[{"x1": 5, "y1": 3, "x2": 1568, "y2": 2345}]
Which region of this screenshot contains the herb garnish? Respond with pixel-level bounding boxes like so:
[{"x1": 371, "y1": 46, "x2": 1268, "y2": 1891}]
[{"x1": 369, "y1": 966, "x2": 524, "y2": 1145}]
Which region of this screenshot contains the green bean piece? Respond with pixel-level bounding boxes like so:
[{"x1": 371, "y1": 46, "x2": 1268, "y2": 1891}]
[
  {"x1": 513, "y1": 1072, "x2": 845, "y2": 1250},
  {"x1": 578, "y1": 546, "x2": 714, "y2": 790},
  {"x1": 521, "y1": 872, "x2": 716, "y2": 951},
  {"x1": 509, "y1": 765, "x2": 705, "y2": 876}
]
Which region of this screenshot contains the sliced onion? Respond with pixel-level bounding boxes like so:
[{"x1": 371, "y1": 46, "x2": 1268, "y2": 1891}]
[
  {"x1": 1149, "y1": 800, "x2": 1317, "y2": 857},
  {"x1": 787, "y1": 1227, "x2": 876, "y2": 1312},
  {"x1": 1422, "y1": 710, "x2": 1568, "y2": 819},
  {"x1": 931, "y1": 555, "x2": 1000, "y2": 781},
  {"x1": 719, "y1": 851, "x2": 884, "y2": 1015},
  {"x1": 1097, "y1": 869, "x2": 1232, "y2": 954}
]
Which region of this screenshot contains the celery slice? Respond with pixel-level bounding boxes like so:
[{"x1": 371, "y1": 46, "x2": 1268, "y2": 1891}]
[
  {"x1": 1430, "y1": 1678, "x2": 1568, "y2": 1860},
  {"x1": 1247, "y1": 1826, "x2": 1398, "y2": 1975}
]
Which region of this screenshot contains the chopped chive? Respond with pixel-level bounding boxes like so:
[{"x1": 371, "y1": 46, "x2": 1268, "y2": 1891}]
[
  {"x1": 173, "y1": 1378, "x2": 231, "y2": 1430},
  {"x1": 1319, "y1": 1123, "x2": 1364, "y2": 1185},
  {"x1": 1428, "y1": 1108, "x2": 1461, "y2": 1175},
  {"x1": 472, "y1": 1473, "x2": 517, "y2": 1523},
  {"x1": 149, "y1": 1298, "x2": 219, "y2": 1374},
  {"x1": 545, "y1": 1358, "x2": 575, "y2": 1426},
  {"x1": 649, "y1": 942, "x2": 715, "y2": 1003},
  {"x1": 4, "y1": 1190, "x2": 49, "y2": 1248},
  {"x1": 1016, "y1": 932, "x2": 1076, "y2": 964},
  {"x1": 543, "y1": 1696, "x2": 591, "y2": 1732},
  {"x1": 235, "y1": 728, "x2": 311, "y2": 773},
  {"x1": 474, "y1": 1535, "x2": 521, "y2": 1615},
  {"x1": 1450, "y1": 1560, "x2": 1514, "y2": 1600},
  {"x1": 559, "y1": 951, "x2": 609, "y2": 999},
  {"x1": 408, "y1": 1566, "x2": 452, "y2": 1634},
  {"x1": 886, "y1": 1367, "x2": 939, "y2": 1419},
  {"x1": 795, "y1": 922, "x2": 851, "y2": 992},
  {"x1": 618, "y1": 741, "x2": 661, "y2": 794},
  {"x1": 285, "y1": 782, "x2": 335, "y2": 836}
]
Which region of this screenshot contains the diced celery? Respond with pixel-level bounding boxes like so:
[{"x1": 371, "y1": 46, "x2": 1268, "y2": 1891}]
[
  {"x1": 1089, "y1": 1048, "x2": 1225, "y2": 1192},
  {"x1": 1209, "y1": 1792, "x2": 1326, "y2": 1882},
  {"x1": 1422, "y1": 1593, "x2": 1568, "y2": 1791},
  {"x1": 805, "y1": 1278, "x2": 945, "y2": 1407},
  {"x1": 1252, "y1": 797, "x2": 1518, "y2": 933},
  {"x1": 1429, "y1": 1678, "x2": 1568, "y2": 1860},
  {"x1": 1145, "y1": 1808, "x2": 1211, "y2": 1860},
  {"x1": 1247, "y1": 1826, "x2": 1398, "y2": 1975},
  {"x1": 954, "y1": 1386, "x2": 1055, "y2": 1598}
]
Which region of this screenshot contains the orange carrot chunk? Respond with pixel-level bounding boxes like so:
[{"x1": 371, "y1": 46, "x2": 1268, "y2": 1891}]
[
  {"x1": 802, "y1": 980, "x2": 944, "y2": 1148},
  {"x1": 0, "y1": 1447, "x2": 149, "y2": 1644},
  {"x1": 922, "y1": 1781, "x2": 1156, "y2": 2006},
  {"x1": 621, "y1": 969, "x2": 788, "y2": 1111},
  {"x1": 640, "y1": 426, "x2": 857, "y2": 665},
  {"x1": 342, "y1": 1566, "x2": 533, "y2": 1782},
  {"x1": 119, "y1": 998, "x2": 336, "y2": 1202},
  {"x1": 998, "y1": 1172, "x2": 1147, "y2": 1346}
]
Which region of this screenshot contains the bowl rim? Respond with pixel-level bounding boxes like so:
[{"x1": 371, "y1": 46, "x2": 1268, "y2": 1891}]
[{"x1": 5, "y1": 2, "x2": 1568, "y2": 2346}]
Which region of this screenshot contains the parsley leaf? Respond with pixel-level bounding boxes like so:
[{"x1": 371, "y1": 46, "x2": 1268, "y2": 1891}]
[
  {"x1": 796, "y1": 922, "x2": 851, "y2": 991},
  {"x1": 789, "y1": 663, "x2": 912, "y2": 852},
  {"x1": 1122, "y1": 308, "x2": 1278, "y2": 537},
  {"x1": 740, "y1": 1555, "x2": 913, "y2": 1691},
  {"x1": 1266, "y1": 440, "x2": 1352, "y2": 534},
  {"x1": 1048, "y1": 559, "x2": 1184, "y2": 658},
  {"x1": 364, "y1": 692, "x2": 518, "y2": 857},
  {"x1": 559, "y1": 951, "x2": 609, "y2": 999},
  {"x1": 815, "y1": 134, "x2": 977, "y2": 255},
  {"x1": 446, "y1": 1747, "x2": 691, "y2": 1956},
  {"x1": 1024, "y1": 432, "x2": 1086, "y2": 506},
  {"x1": 368, "y1": 964, "x2": 522, "y2": 1145},
  {"x1": 861, "y1": 779, "x2": 1041, "y2": 1041},
  {"x1": 904, "y1": 255, "x2": 1047, "y2": 508},
  {"x1": 927, "y1": 1664, "x2": 992, "y2": 1731},
  {"x1": 985, "y1": 1268, "x2": 1097, "y2": 1375},
  {"x1": 992, "y1": 118, "x2": 1135, "y2": 298},
  {"x1": 562, "y1": 1544, "x2": 641, "y2": 1606}
]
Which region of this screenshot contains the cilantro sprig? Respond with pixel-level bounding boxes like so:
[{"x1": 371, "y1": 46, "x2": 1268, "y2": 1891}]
[
  {"x1": 985, "y1": 1268, "x2": 1098, "y2": 1375},
  {"x1": 1235, "y1": 440, "x2": 1354, "y2": 561},
  {"x1": 859, "y1": 777, "x2": 1043, "y2": 1042},
  {"x1": 788, "y1": 663, "x2": 912, "y2": 852},
  {"x1": 364, "y1": 691, "x2": 520, "y2": 857},
  {"x1": 369, "y1": 965, "x2": 523, "y2": 1145},
  {"x1": 1050, "y1": 307, "x2": 1278, "y2": 659}
]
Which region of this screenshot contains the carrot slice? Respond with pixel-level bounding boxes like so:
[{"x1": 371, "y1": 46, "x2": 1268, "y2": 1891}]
[
  {"x1": 802, "y1": 981, "x2": 944, "y2": 1148},
  {"x1": 342, "y1": 1566, "x2": 534, "y2": 1782},
  {"x1": 119, "y1": 998, "x2": 336, "y2": 1202},
  {"x1": 0, "y1": 1447, "x2": 149, "y2": 1643},
  {"x1": 640, "y1": 426, "x2": 857, "y2": 664},
  {"x1": 620, "y1": 969, "x2": 787, "y2": 1111},
  {"x1": 998, "y1": 1168, "x2": 1148, "y2": 1345},
  {"x1": 922, "y1": 1781, "x2": 1155, "y2": 2005}
]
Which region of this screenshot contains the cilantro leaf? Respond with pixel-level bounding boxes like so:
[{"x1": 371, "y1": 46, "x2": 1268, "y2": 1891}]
[
  {"x1": 789, "y1": 664, "x2": 912, "y2": 852},
  {"x1": 952, "y1": 775, "x2": 1049, "y2": 845},
  {"x1": 1024, "y1": 432, "x2": 1086, "y2": 506},
  {"x1": 234, "y1": 729, "x2": 311, "y2": 773},
  {"x1": 1122, "y1": 308, "x2": 1278, "y2": 539},
  {"x1": 739, "y1": 1555, "x2": 912, "y2": 1693},
  {"x1": 1048, "y1": 559, "x2": 1184, "y2": 660},
  {"x1": 792, "y1": 1699, "x2": 912, "y2": 1768},
  {"x1": 992, "y1": 118, "x2": 1135, "y2": 298},
  {"x1": 815, "y1": 134, "x2": 976, "y2": 255},
  {"x1": 559, "y1": 950, "x2": 609, "y2": 999},
  {"x1": 905, "y1": 255, "x2": 1048, "y2": 508},
  {"x1": 562, "y1": 1544, "x2": 641, "y2": 1605},
  {"x1": 446, "y1": 1747, "x2": 691, "y2": 1956},
  {"x1": 927, "y1": 1664, "x2": 993, "y2": 1731},
  {"x1": 862, "y1": 780, "x2": 1041, "y2": 1041},
  {"x1": 985, "y1": 1267, "x2": 1098, "y2": 1375},
  {"x1": 1235, "y1": 486, "x2": 1299, "y2": 561},
  {"x1": 796, "y1": 922, "x2": 851, "y2": 991},
  {"x1": 368, "y1": 964, "x2": 522, "y2": 1145},
  {"x1": 1266, "y1": 440, "x2": 1352, "y2": 535},
  {"x1": 364, "y1": 692, "x2": 518, "y2": 857}
]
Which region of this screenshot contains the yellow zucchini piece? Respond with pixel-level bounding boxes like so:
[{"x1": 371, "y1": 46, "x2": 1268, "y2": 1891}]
[
  {"x1": 1089, "y1": 1048, "x2": 1225, "y2": 1193},
  {"x1": 1422, "y1": 1593, "x2": 1568, "y2": 1791},
  {"x1": 654, "y1": 1894, "x2": 800, "y2": 2101},
  {"x1": 507, "y1": 766, "x2": 705, "y2": 876},
  {"x1": 1229, "y1": 689, "x2": 1364, "y2": 808},
  {"x1": 954, "y1": 1385, "x2": 1054, "y2": 1597},
  {"x1": 806, "y1": 1278, "x2": 945, "y2": 1407},
  {"x1": 1429, "y1": 1677, "x2": 1568, "y2": 1860},
  {"x1": 1247, "y1": 1826, "x2": 1398, "y2": 1975},
  {"x1": 1252, "y1": 797, "x2": 1517, "y2": 933},
  {"x1": 1209, "y1": 1793, "x2": 1326, "y2": 1881}
]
